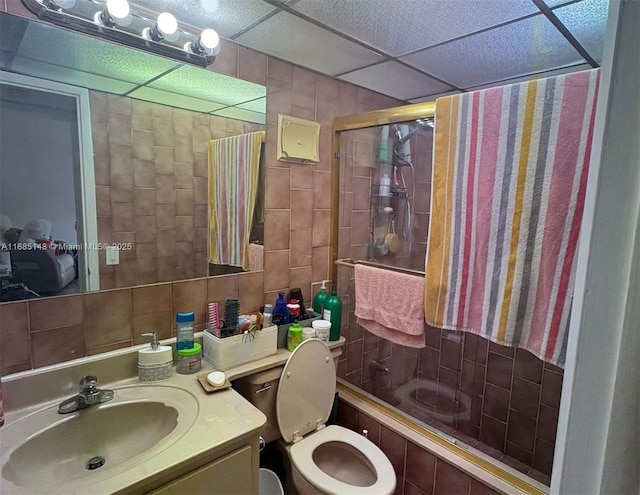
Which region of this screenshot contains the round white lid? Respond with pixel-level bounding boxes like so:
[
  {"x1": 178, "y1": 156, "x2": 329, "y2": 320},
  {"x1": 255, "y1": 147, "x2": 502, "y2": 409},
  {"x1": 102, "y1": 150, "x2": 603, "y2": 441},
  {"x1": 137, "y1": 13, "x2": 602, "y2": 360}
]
[{"x1": 276, "y1": 339, "x2": 336, "y2": 443}]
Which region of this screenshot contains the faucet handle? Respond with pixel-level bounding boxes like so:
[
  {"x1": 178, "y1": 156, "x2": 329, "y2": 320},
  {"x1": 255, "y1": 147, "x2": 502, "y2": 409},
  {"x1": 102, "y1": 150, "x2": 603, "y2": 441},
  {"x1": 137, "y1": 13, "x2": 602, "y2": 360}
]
[{"x1": 79, "y1": 374, "x2": 98, "y2": 392}]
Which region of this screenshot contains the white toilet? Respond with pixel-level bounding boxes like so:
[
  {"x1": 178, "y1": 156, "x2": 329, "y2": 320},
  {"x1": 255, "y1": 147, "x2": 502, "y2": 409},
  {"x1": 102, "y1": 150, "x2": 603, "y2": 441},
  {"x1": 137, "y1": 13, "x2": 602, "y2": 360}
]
[{"x1": 236, "y1": 339, "x2": 396, "y2": 495}]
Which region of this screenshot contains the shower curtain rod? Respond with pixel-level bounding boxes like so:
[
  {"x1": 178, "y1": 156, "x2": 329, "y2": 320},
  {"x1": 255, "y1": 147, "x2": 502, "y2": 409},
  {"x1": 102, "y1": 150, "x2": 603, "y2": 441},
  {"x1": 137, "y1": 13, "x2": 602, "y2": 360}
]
[{"x1": 335, "y1": 257, "x2": 425, "y2": 277}]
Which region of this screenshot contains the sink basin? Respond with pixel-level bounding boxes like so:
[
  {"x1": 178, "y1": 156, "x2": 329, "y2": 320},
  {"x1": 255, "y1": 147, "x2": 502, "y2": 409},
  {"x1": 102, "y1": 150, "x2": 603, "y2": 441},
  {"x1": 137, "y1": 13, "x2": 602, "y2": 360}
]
[{"x1": 0, "y1": 385, "x2": 198, "y2": 490}]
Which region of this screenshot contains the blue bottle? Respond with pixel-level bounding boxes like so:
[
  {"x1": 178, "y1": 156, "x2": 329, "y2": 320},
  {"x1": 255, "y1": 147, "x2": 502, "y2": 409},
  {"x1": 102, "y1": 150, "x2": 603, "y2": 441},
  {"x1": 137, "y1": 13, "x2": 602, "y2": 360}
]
[
  {"x1": 176, "y1": 311, "x2": 195, "y2": 350},
  {"x1": 272, "y1": 291, "x2": 290, "y2": 326}
]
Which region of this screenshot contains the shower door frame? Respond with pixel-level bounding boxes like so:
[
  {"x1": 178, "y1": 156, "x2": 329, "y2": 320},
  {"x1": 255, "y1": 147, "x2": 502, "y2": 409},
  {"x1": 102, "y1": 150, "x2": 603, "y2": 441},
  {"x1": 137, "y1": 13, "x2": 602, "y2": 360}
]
[
  {"x1": 329, "y1": 100, "x2": 435, "y2": 285},
  {"x1": 328, "y1": 101, "x2": 548, "y2": 495}
]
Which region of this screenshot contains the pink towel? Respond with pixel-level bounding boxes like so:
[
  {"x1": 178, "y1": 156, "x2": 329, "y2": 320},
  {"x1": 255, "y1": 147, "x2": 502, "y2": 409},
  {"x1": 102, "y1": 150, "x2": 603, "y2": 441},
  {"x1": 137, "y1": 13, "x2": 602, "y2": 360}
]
[
  {"x1": 248, "y1": 243, "x2": 264, "y2": 271},
  {"x1": 354, "y1": 264, "x2": 425, "y2": 348}
]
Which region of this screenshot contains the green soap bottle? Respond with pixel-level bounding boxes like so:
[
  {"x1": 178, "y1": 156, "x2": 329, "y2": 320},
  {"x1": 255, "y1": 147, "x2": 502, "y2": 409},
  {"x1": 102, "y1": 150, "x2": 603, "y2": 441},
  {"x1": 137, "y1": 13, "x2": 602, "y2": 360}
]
[
  {"x1": 323, "y1": 285, "x2": 342, "y2": 341},
  {"x1": 287, "y1": 322, "x2": 303, "y2": 352},
  {"x1": 313, "y1": 280, "x2": 329, "y2": 316}
]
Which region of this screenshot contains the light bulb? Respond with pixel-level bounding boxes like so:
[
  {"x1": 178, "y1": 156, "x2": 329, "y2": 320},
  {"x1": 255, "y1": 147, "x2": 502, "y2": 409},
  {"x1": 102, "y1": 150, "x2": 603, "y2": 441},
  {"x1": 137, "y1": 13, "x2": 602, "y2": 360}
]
[
  {"x1": 185, "y1": 28, "x2": 219, "y2": 57},
  {"x1": 199, "y1": 28, "x2": 219, "y2": 51},
  {"x1": 156, "y1": 12, "x2": 178, "y2": 37},
  {"x1": 106, "y1": 0, "x2": 129, "y2": 20},
  {"x1": 95, "y1": 0, "x2": 131, "y2": 27},
  {"x1": 143, "y1": 12, "x2": 179, "y2": 42}
]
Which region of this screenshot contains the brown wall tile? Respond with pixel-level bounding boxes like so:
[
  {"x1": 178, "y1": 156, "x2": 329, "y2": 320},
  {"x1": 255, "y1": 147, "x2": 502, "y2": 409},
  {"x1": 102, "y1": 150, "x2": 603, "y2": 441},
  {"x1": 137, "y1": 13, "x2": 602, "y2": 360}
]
[
  {"x1": 172, "y1": 278, "x2": 207, "y2": 326},
  {"x1": 0, "y1": 301, "x2": 31, "y2": 374},
  {"x1": 405, "y1": 441, "x2": 436, "y2": 494},
  {"x1": 28, "y1": 294, "x2": 83, "y2": 332},
  {"x1": 84, "y1": 289, "x2": 132, "y2": 349},
  {"x1": 31, "y1": 325, "x2": 85, "y2": 368},
  {"x1": 132, "y1": 310, "x2": 172, "y2": 343},
  {"x1": 380, "y1": 425, "x2": 407, "y2": 478},
  {"x1": 435, "y1": 459, "x2": 471, "y2": 495},
  {"x1": 238, "y1": 271, "x2": 265, "y2": 314},
  {"x1": 132, "y1": 284, "x2": 172, "y2": 315}
]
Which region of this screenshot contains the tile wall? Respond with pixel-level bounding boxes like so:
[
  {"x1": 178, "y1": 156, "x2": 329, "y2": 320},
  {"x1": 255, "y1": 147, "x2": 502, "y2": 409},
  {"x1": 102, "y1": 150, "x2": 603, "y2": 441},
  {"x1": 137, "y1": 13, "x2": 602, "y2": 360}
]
[
  {"x1": 90, "y1": 90, "x2": 262, "y2": 288},
  {"x1": 336, "y1": 398, "x2": 502, "y2": 495},
  {"x1": 0, "y1": 272, "x2": 263, "y2": 374},
  {"x1": 0, "y1": 4, "x2": 402, "y2": 373}
]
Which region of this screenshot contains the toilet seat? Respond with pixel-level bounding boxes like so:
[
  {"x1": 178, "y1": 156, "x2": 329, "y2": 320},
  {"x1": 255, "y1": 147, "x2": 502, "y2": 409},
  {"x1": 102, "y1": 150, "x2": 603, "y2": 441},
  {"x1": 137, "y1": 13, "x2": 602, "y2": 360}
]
[
  {"x1": 276, "y1": 339, "x2": 336, "y2": 443},
  {"x1": 289, "y1": 425, "x2": 396, "y2": 495}
]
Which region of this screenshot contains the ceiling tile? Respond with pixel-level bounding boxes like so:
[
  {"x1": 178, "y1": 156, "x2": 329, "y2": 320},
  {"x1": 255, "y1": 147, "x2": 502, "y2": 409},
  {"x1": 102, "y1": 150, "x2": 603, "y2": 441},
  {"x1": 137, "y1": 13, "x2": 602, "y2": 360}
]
[
  {"x1": 235, "y1": 11, "x2": 384, "y2": 76},
  {"x1": 542, "y1": 0, "x2": 577, "y2": 7},
  {"x1": 9, "y1": 57, "x2": 137, "y2": 95},
  {"x1": 401, "y1": 14, "x2": 585, "y2": 89},
  {"x1": 291, "y1": 0, "x2": 539, "y2": 56},
  {"x1": 147, "y1": 64, "x2": 266, "y2": 107},
  {"x1": 237, "y1": 97, "x2": 267, "y2": 114},
  {"x1": 127, "y1": 86, "x2": 226, "y2": 113},
  {"x1": 339, "y1": 62, "x2": 454, "y2": 100},
  {"x1": 553, "y1": 0, "x2": 609, "y2": 63},
  {"x1": 16, "y1": 21, "x2": 179, "y2": 85},
  {"x1": 130, "y1": 0, "x2": 277, "y2": 38},
  {"x1": 212, "y1": 106, "x2": 265, "y2": 125}
]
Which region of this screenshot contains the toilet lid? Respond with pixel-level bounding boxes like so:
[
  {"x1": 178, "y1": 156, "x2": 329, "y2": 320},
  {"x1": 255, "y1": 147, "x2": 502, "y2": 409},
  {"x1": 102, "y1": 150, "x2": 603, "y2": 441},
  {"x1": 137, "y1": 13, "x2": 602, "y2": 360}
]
[{"x1": 276, "y1": 339, "x2": 336, "y2": 443}]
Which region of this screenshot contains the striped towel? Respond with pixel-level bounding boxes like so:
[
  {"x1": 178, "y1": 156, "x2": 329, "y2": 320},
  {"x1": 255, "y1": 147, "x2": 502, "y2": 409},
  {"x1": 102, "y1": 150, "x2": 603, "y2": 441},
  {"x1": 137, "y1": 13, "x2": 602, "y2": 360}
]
[
  {"x1": 425, "y1": 69, "x2": 600, "y2": 368},
  {"x1": 209, "y1": 131, "x2": 265, "y2": 271}
]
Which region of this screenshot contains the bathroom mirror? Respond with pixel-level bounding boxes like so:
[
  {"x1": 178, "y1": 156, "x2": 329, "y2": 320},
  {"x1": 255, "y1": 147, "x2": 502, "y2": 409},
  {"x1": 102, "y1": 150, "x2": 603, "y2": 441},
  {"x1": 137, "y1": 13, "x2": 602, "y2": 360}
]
[{"x1": 0, "y1": 11, "x2": 267, "y2": 301}]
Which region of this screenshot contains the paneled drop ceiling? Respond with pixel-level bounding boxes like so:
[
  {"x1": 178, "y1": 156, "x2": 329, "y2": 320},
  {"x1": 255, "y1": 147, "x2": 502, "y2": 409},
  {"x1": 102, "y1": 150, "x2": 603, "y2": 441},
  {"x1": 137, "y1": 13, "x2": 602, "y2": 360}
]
[{"x1": 133, "y1": 0, "x2": 609, "y2": 102}]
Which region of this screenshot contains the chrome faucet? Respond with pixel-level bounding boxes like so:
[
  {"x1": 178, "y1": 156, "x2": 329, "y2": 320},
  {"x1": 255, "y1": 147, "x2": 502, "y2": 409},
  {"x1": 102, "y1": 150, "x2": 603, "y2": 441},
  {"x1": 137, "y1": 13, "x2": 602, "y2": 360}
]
[{"x1": 57, "y1": 374, "x2": 114, "y2": 414}]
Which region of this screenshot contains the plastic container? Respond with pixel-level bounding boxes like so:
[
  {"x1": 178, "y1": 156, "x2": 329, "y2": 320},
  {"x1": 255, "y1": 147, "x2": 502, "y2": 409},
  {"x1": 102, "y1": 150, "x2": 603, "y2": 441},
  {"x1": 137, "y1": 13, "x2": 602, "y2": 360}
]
[
  {"x1": 272, "y1": 291, "x2": 290, "y2": 326},
  {"x1": 313, "y1": 280, "x2": 329, "y2": 315},
  {"x1": 203, "y1": 325, "x2": 277, "y2": 370},
  {"x1": 176, "y1": 343, "x2": 202, "y2": 374},
  {"x1": 287, "y1": 299, "x2": 301, "y2": 321},
  {"x1": 287, "y1": 322, "x2": 303, "y2": 352},
  {"x1": 302, "y1": 327, "x2": 315, "y2": 341},
  {"x1": 312, "y1": 319, "x2": 331, "y2": 341},
  {"x1": 176, "y1": 312, "x2": 195, "y2": 351},
  {"x1": 323, "y1": 285, "x2": 343, "y2": 341},
  {"x1": 276, "y1": 310, "x2": 321, "y2": 348},
  {"x1": 138, "y1": 332, "x2": 173, "y2": 382},
  {"x1": 259, "y1": 468, "x2": 284, "y2": 495}
]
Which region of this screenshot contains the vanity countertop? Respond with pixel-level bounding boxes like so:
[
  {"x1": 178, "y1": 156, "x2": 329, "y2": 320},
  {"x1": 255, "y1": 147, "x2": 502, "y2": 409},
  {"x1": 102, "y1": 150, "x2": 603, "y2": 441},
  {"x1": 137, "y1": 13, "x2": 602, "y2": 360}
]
[
  {"x1": 1, "y1": 370, "x2": 266, "y2": 494},
  {"x1": 0, "y1": 335, "x2": 346, "y2": 494}
]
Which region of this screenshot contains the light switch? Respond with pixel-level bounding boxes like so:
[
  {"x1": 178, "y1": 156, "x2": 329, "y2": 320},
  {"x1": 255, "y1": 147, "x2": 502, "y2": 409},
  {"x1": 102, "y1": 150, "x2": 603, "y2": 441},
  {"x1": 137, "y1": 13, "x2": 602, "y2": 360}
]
[{"x1": 105, "y1": 246, "x2": 119, "y2": 265}]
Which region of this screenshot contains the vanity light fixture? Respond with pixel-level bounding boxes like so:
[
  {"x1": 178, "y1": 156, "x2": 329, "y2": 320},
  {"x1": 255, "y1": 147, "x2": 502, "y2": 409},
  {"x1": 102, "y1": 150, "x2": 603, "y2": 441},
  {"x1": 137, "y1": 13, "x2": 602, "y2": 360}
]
[
  {"x1": 143, "y1": 12, "x2": 179, "y2": 42},
  {"x1": 186, "y1": 28, "x2": 220, "y2": 57},
  {"x1": 95, "y1": 0, "x2": 131, "y2": 28},
  {"x1": 21, "y1": 0, "x2": 220, "y2": 67},
  {"x1": 42, "y1": 0, "x2": 76, "y2": 9}
]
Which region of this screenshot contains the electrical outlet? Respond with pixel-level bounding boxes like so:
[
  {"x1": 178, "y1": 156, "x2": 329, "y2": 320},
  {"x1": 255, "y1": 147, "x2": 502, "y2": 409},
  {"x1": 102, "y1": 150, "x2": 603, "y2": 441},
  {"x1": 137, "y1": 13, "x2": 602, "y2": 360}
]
[{"x1": 105, "y1": 246, "x2": 119, "y2": 265}]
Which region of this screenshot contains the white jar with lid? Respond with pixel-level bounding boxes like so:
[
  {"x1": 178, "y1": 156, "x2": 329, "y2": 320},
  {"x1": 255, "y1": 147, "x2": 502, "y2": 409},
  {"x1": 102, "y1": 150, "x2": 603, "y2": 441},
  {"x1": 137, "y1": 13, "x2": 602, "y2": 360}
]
[
  {"x1": 312, "y1": 320, "x2": 331, "y2": 341},
  {"x1": 302, "y1": 327, "x2": 315, "y2": 341}
]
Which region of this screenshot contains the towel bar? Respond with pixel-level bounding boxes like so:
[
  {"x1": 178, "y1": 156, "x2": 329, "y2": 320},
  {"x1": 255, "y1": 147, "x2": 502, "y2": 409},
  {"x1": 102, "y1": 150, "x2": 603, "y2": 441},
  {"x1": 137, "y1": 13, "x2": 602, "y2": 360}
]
[{"x1": 335, "y1": 257, "x2": 425, "y2": 277}]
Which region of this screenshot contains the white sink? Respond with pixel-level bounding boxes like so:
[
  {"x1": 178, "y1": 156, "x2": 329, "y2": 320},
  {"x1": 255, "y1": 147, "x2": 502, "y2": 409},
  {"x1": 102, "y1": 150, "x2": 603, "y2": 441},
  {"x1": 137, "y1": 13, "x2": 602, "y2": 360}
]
[{"x1": 0, "y1": 385, "x2": 198, "y2": 490}]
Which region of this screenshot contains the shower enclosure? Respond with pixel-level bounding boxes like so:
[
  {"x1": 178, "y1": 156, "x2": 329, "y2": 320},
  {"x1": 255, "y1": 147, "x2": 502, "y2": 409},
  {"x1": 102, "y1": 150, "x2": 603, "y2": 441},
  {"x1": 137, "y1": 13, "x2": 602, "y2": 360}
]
[{"x1": 330, "y1": 104, "x2": 563, "y2": 486}]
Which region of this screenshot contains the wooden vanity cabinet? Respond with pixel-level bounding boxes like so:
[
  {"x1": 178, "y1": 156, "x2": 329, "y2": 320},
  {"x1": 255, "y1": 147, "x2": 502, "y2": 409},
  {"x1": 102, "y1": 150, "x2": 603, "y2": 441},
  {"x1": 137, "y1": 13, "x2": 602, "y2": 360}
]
[{"x1": 148, "y1": 445, "x2": 254, "y2": 495}]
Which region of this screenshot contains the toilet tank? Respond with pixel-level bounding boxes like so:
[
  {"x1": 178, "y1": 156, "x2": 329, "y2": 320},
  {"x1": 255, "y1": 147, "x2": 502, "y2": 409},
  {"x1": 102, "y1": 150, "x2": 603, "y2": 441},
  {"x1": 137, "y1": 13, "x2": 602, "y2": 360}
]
[{"x1": 233, "y1": 366, "x2": 284, "y2": 443}]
